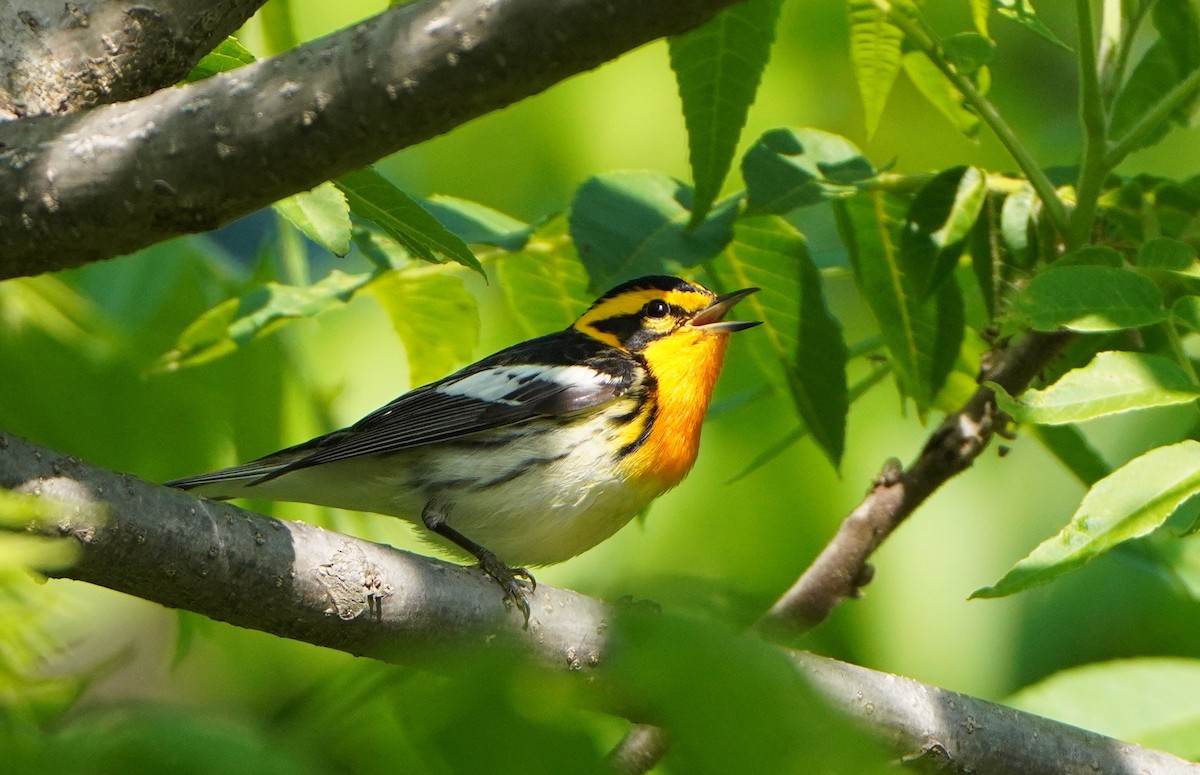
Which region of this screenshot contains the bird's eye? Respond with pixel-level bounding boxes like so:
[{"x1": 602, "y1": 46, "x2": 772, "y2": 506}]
[{"x1": 644, "y1": 299, "x2": 670, "y2": 318}]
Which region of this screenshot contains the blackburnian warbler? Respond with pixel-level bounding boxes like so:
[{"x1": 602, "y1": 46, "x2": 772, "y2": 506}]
[{"x1": 168, "y1": 275, "x2": 759, "y2": 620}]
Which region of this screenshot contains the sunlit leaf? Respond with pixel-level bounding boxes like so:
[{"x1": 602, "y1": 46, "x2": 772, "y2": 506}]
[
  {"x1": 182, "y1": 36, "x2": 256, "y2": 83},
  {"x1": 903, "y1": 166, "x2": 988, "y2": 296},
  {"x1": 901, "y1": 53, "x2": 980, "y2": 137},
  {"x1": 992, "y1": 0, "x2": 1070, "y2": 49},
  {"x1": 999, "y1": 185, "x2": 1037, "y2": 269},
  {"x1": 1007, "y1": 264, "x2": 1166, "y2": 332},
  {"x1": 568, "y1": 171, "x2": 738, "y2": 292},
  {"x1": 420, "y1": 195, "x2": 532, "y2": 251},
  {"x1": 670, "y1": 0, "x2": 783, "y2": 223},
  {"x1": 845, "y1": 0, "x2": 905, "y2": 137},
  {"x1": 274, "y1": 182, "x2": 351, "y2": 256},
  {"x1": 742, "y1": 128, "x2": 877, "y2": 214},
  {"x1": 969, "y1": 0, "x2": 991, "y2": 35},
  {"x1": 336, "y1": 168, "x2": 483, "y2": 274},
  {"x1": 991, "y1": 351, "x2": 1200, "y2": 425},
  {"x1": 154, "y1": 271, "x2": 375, "y2": 372},
  {"x1": 836, "y1": 191, "x2": 964, "y2": 417},
  {"x1": 973, "y1": 440, "x2": 1200, "y2": 598},
  {"x1": 716, "y1": 216, "x2": 848, "y2": 467},
  {"x1": 496, "y1": 216, "x2": 591, "y2": 337},
  {"x1": 1009, "y1": 658, "x2": 1200, "y2": 759},
  {"x1": 369, "y1": 270, "x2": 479, "y2": 386}
]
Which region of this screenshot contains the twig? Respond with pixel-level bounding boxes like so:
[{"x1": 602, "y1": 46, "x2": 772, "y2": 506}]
[
  {"x1": 759, "y1": 330, "x2": 1073, "y2": 635},
  {"x1": 1069, "y1": 0, "x2": 1110, "y2": 250}
]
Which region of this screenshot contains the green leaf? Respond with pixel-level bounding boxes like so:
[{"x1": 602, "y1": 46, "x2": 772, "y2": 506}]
[
  {"x1": 903, "y1": 166, "x2": 989, "y2": 296},
  {"x1": 154, "y1": 270, "x2": 376, "y2": 372},
  {"x1": 568, "y1": 171, "x2": 738, "y2": 292},
  {"x1": 1007, "y1": 264, "x2": 1167, "y2": 332},
  {"x1": 419, "y1": 195, "x2": 532, "y2": 251},
  {"x1": 967, "y1": 194, "x2": 1000, "y2": 320},
  {"x1": 1029, "y1": 424, "x2": 1111, "y2": 486},
  {"x1": 836, "y1": 191, "x2": 964, "y2": 416},
  {"x1": 335, "y1": 168, "x2": 483, "y2": 275},
  {"x1": 973, "y1": 440, "x2": 1200, "y2": 598},
  {"x1": 941, "y1": 33, "x2": 996, "y2": 76},
  {"x1": 999, "y1": 185, "x2": 1037, "y2": 269},
  {"x1": 669, "y1": 0, "x2": 783, "y2": 224},
  {"x1": 1171, "y1": 295, "x2": 1200, "y2": 332},
  {"x1": 845, "y1": 0, "x2": 905, "y2": 137},
  {"x1": 1008, "y1": 658, "x2": 1200, "y2": 759},
  {"x1": 992, "y1": 0, "x2": 1071, "y2": 50},
  {"x1": 273, "y1": 182, "x2": 351, "y2": 257},
  {"x1": 496, "y1": 216, "x2": 592, "y2": 337},
  {"x1": 1110, "y1": 41, "x2": 1197, "y2": 151},
  {"x1": 901, "y1": 52, "x2": 980, "y2": 137},
  {"x1": 1137, "y1": 236, "x2": 1199, "y2": 275},
  {"x1": 716, "y1": 216, "x2": 849, "y2": 467},
  {"x1": 182, "y1": 36, "x2": 256, "y2": 83},
  {"x1": 369, "y1": 271, "x2": 480, "y2": 387},
  {"x1": 1054, "y1": 245, "x2": 1124, "y2": 268},
  {"x1": 742, "y1": 128, "x2": 876, "y2": 215},
  {"x1": 991, "y1": 351, "x2": 1200, "y2": 424},
  {"x1": 970, "y1": 0, "x2": 991, "y2": 35}
]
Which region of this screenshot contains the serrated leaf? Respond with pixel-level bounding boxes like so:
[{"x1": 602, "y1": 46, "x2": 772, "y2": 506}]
[
  {"x1": 568, "y1": 171, "x2": 738, "y2": 292},
  {"x1": 336, "y1": 168, "x2": 483, "y2": 275},
  {"x1": 903, "y1": 166, "x2": 989, "y2": 296},
  {"x1": 993, "y1": 0, "x2": 1071, "y2": 50},
  {"x1": 901, "y1": 52, "x2": 981, "y2": 137},
  {"x1": 496, "y1": 216, "x2": 591, "y2": 337},
  {"x1": 716, "y1": 215, "x2": 848, "y2": 466},
  {"x1": 846, "y1": 0, "x2": 905, "y2": 137},
  {"x1": 274, "y1": 182, "x2": 351, "y2": 256},
  {"x1": 183, "y1": 36, "x2": 256, "y2": 83},
  {"x1": 973, "y1": 440, "x2": 1200, "y2": 598},
  {"x1": 420, "y1": 195, "x2": 532, "y2": 251},
  {"x1": 967, "y1": 194, "x2": 1000, "y2": 320},
  {"x1": 742, "y1": 128, "x2": 876, "y2": 215},
  {"x1": 836, "y1": 191, "x2": 964, "y2": 417},
  {"x1": 154, "y1": 270, "x2": 375, "y2": 372},
  {"x1": 669, "y1": 0, "x2": 783, "y2": 224},
  {"x1": 991, "y1": 351, "x2": 1200, "y2": 425},
  {"x1": 1029, "y1": 424, "x2": 1111, "y2": 486},
  {"x1": 1008, "y1": 264, "x2": 1166, "y2": 332},
  {"x1": 1008, "y1": 658, "x2": 1200, "y2": 759},
  {"x1": 369, "y1": 271, "x2": 480, "y2": 386}
]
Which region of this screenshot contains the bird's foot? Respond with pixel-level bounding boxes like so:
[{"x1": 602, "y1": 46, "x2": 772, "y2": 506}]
[{"x1": 477, "y1": 552, "x2": 536, "y2": 627}]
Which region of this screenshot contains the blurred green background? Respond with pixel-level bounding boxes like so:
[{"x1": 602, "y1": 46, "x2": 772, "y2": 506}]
[{"x1": 5, "y1": 0, "x2": 1200, "y2": 771}]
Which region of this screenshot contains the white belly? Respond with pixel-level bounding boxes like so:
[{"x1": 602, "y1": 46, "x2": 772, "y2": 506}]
[{"x1": 251, "y1": 403, "x2": 666, "y2": 566}]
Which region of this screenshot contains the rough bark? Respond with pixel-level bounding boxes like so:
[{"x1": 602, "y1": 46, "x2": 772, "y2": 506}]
[{"x1": 0, "y1": 0, "x2": 745, "y2": 280}]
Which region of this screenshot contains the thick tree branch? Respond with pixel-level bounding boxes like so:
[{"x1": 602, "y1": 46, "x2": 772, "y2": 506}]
[
  {"x1": 3, "y1": 428, "x2": 1197, "y2": 774},
  {"x1": 0, "y1": 0, "x2": 266, "y2": 118},
  {"x1": 0, "y1": 0, "x2": 744, "y2": 280},
  {"x1": 761, "y1": 331, "x2": 1074, "y2": 635}
]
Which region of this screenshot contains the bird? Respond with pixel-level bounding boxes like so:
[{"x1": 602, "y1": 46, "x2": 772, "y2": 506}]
[{"x1": 168, "y1": 274, "x2": 760, "y2": 621}]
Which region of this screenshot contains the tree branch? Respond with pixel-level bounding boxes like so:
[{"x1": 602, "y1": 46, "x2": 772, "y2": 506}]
[
  {"x1": 3, "y1": 428, "x2": 1198, "y2": 774},
  {"x1": 760, "y1": 330, "x2": 1073, "y2": 635},
  {"x1": 0, "y1": 0, "x2": 744, "y2": 281},
  {"x1": 0, "y1": 0, "x2": 267, "y2": 118}
]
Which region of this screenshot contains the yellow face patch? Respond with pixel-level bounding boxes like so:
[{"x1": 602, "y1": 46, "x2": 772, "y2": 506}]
[{"x1": 573, "y1": 285, "x2": 715, "y2": 350}]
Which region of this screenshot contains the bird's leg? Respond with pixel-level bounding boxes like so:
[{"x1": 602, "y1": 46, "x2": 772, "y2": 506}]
[{"x1": 421, "y1": 504, "x2": 535, "y2": 626}]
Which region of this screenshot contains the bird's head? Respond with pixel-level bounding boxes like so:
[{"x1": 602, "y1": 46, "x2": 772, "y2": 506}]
[{"x1": 573, "y1": 275, "x2": 760, "y2": 353}]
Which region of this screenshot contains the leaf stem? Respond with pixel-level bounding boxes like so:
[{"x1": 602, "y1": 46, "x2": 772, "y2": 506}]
[
  {"x1": 875, "y1": 1, "x2": 1071, "y2": 238},
  {"x1": 1068, "y1": 0, "x2": 1109, "y2": 250},
  {"x1": 1164, "y1": 321, "x2": 1200, "y2": 385},
  {"x1": 1105, "y1": 67, "x2": 1200, "y2": 169}
]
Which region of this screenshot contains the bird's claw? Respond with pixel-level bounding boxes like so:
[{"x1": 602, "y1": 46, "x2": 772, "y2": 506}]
[{"x1": 478, "y1": 554, "x2": 536, "y2": 627}]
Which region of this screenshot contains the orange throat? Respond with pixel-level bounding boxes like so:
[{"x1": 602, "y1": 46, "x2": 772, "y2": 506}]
[{"x1": 623, "y1": 329, "x2": 730, "y2": 488}]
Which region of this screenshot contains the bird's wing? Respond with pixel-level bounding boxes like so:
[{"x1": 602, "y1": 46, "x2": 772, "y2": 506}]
[{"x1": 167, "y1": 331, "x2": 640, "y2": 489}]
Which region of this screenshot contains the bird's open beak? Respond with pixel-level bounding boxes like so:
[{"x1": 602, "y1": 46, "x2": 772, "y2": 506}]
[{"x1": 690, "y1": 287, "x2": 761, "y2": 332}]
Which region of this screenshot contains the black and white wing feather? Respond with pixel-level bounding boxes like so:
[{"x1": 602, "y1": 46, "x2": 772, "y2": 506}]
[{"x1": 167, "y1": 330, "x2": 641, "y2": 491}]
